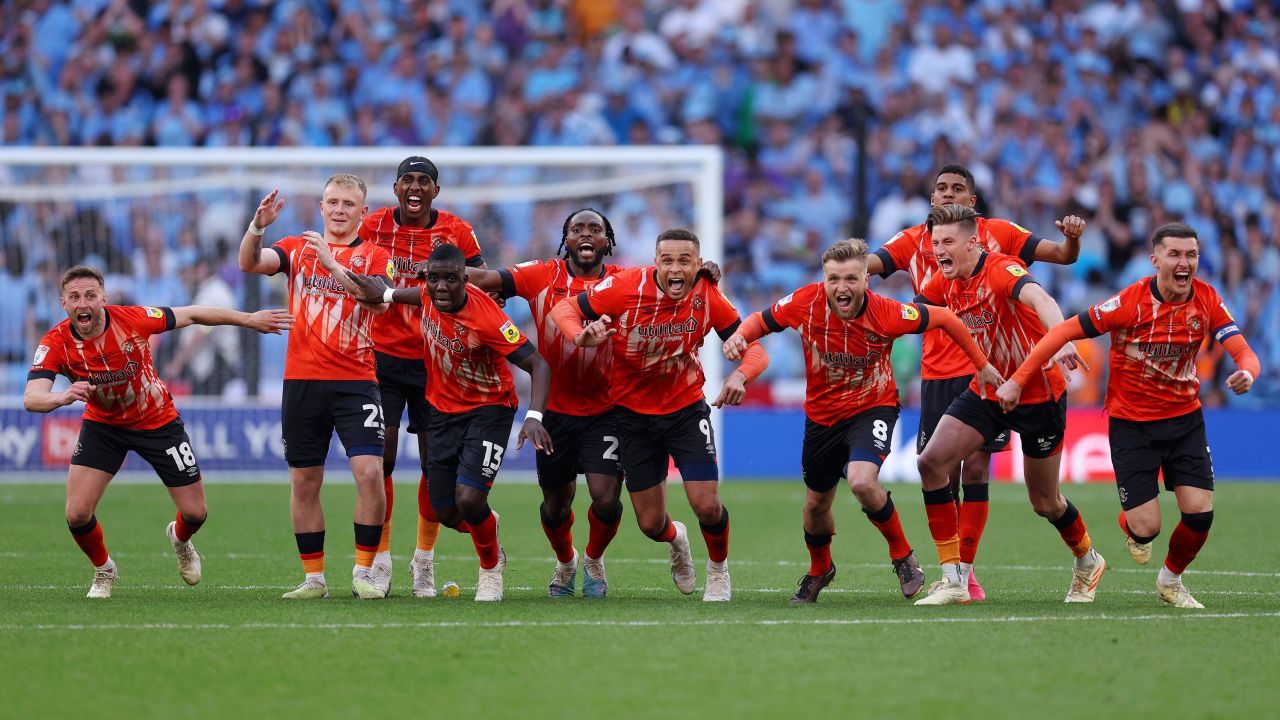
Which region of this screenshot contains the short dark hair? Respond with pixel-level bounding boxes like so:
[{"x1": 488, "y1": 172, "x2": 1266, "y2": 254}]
[
  {"x1": 1151, "y1": 222, "x2": 1199, "y2": 249},
  {"x1": 60, "y1": 265, "x2": 105, "y2": 292},
  {"x1": 427, "y1": 243, "x2": 466, "y2": 266},
  {"x1": 656, "y1": 227, "x2": 699, "y2": 249},
  {"x1": 926, "y1": 204, "x2": 979, "y2": 237},
  {"x1": 935, "y1": 164, "x2": 976, "y2": 193}
]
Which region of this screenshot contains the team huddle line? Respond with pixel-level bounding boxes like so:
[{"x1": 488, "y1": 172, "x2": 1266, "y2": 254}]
[{"x1": 24, "y1": 160, "x2": 1259, "y2": 609}]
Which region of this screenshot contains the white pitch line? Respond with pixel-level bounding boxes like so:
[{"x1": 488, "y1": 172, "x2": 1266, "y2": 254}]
[
  {"x1": 0, "y1": 584, "x2": 1272, "y2": 599},
  {"x1": 3, "y1": 612, "x2": 1278, "y2": 632},
  {"x1": 3, "y1": 550, "x2": 1277, "y2": 578}
]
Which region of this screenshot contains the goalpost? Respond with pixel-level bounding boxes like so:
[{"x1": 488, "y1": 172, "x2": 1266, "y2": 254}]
[{"x1": 0, "y1": 146, "x2": 725, "y2": 479}]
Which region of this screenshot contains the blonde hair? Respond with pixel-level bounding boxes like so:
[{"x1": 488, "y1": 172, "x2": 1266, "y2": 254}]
[
  {"x1": 926, "y1": 203, "x2": 978, "y2": 236},
  {"x1": 821, "y1": 238, "x2": 869, "y2": 265},
  {"x1": 323, "y1": 173, "x2": 368, "y2": 200}
]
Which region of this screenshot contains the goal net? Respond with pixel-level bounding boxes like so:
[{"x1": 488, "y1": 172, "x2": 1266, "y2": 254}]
[{"x1": 0, "y1": 146, "x2": 723, "y2": 478}]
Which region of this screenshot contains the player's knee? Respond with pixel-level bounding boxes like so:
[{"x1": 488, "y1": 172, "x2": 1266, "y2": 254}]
[
  {"x1": 382, "y1": 459, "x2": 396, "y2": 478},
  {"x1": 803, "y1": 493, "x2": 833, "y2": 515},
  {"x1": 540, "y1": 497, "x2": 572, "y2": 525},
  {"x1": 435, "y1": 507, "x2": 462, "y2": 529},
  {"x1": 65, "y1": 507, "x2": 94, "y2": 528},
  {"x1": 691, "y1": 502, "x2": 722, "y2": 526},
  {"x1": 591, "y1": 498, "x2": 623, "y2": 521},
  {"x1": 961, "y1": 460, "x2": 989, "y2": 486},
  {"x1": 455, "y1": 493, "x2": 487, "y2": 519},
  {"x1": 917, "y1": 449, "x2": 948, "y2": 484},
  {"x1": 636, "y1": 513, "x2": 667, "y2": 537},
  {"x1": 846, "y1": 472, "x2": 880, "y2": 499},
  {"x1": 1030, "y1": 494, "x2": 1063, "y2": 519}
]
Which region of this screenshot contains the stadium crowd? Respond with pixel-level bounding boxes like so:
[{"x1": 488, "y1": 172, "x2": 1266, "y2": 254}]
[{"x1": 1, "y1": 0, "x2": 1278, "y2": 406}]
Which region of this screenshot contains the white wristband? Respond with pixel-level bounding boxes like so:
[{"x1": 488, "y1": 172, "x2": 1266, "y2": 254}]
[
  {"x1": 1242, "y1": 370, "x2": 1254, "y2": 384},
  {"x1": 247, "y1": 221, "x2": 264, "y2": 236},
  {"x1": 382, "y1": 288, "x2": 395, "y2": 304},
  {"x1": 524, "y1": 410, "x2": 544, "y2": 423}
]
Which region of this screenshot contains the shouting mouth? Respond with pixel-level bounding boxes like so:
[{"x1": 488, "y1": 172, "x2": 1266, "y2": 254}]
[
  {"x1": 406, "y1": 193, "x2": 423, "y2": 213},
  {"x1": 835, "y1": 293, "x2": 853, "y2": 313}
]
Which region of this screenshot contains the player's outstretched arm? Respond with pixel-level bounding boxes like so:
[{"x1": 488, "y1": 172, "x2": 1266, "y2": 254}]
[
  {"x1": 1221, "y1": 335, "x2": 1261, "y2": 395},
  {"x1": 551, "y1": 297, "x2": 614, "y2": 347},
  {"x1": 723, "y1": 311, "x2": 773, "y2": 360},
  {"x1": 464, "y1": 267, "x2": 504, "y2": 294},
  {"x1": 344, "y1": 272, "x2": 420, "y2": 306},
  {"x1": 865, "y1": 252, "x2": 885, "y2": 277},
  {"x1": 23, "y1": 377, "x2": 93, "y2": 413},
  {"x1": 1017, "y1": 283, "x2": 1086, "y2": 372},
  {"x1": 920, "y1": 306, "x2": 1003, "y2": 395},
  {"x1": 1033, "y1": 215, "x2": 1085, "y2": 265},
  {"x1": 239, "y1": 189, "x2": 284, "y2": 275},
  {"x1": 172, "y1": 306, "x2": 294, "y2": 333},
  {"x1": 713, "y1": 339, "x2": 768, "y2": 408},
  {"x1": 512, "y1": 351, "x2": 554, "y2": 454},
  {"x1": 996, "y1": 316, "x2": 1089, "y2": 412}
]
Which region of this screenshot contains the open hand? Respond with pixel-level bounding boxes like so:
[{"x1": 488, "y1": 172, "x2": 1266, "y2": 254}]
[
  {"x1": 711, "y1": 371, "x2": 747, "y2": 408},
  {"x1": 516, "y1": 418, "x2": 554, "y2": 453},
  {"x1": 254, "y1": 189, "x2": 285, "y2": 230},
  {"x1": 245, "y1": 308, "x2": 294, "y2": 334}
]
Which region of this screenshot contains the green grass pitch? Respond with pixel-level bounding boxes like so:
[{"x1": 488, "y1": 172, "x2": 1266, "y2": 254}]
[{"x1": 2, "y1": 480, "x2": 1278, "y2": 719}]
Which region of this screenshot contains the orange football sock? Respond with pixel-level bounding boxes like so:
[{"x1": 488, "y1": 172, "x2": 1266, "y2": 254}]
[
  {"x1": 923, "y1": 488, "x2": 961, "y2": 565},
  {"x1": 1051, "y1": 499, "x2": 1092, "y2": 558},
  {"x1": 69, "y1": 515, "x2": 109, "y2": 567}
]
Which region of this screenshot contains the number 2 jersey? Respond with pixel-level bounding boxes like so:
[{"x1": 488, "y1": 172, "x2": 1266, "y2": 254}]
[
  {"x1": 1078, "y1": 276, "x2": 1241, "y2": 422},
  {"x1": 763, "y1": 284, "x2": 930, "y2": 426},
  {"x1": 419, "y1": 285, "x2": 536, "y2": 414},
  {"x1": 875, "y1": 217, "x2": 1040, "y2": 380},
  {"x1": 499, "y1": 259, "x2": 619, "y2": 417},
  {"x1": 919, "y1": 252, "x2": 1065, "y2": 404},
  {"x1": 270, "y1": 235, "x2": 394, "y2": 382},
  {"x1": 29, "y1": 305, "x2": 179, "y2": 430},
  {"x1": 359, "y1": 207, "x2": 483, "y2": 361},
  {"x1": 577, "y1": 268, "x2": 742, "y2": 416}
]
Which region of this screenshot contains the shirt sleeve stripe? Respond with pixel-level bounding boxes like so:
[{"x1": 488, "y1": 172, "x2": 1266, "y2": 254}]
[
  {"x1": 1077, "y1": 310, "x2": 1103, "y2": 338},
  {"x1": 497, "y1": 269, "x2": 517, "y2": 299},
  {"x1": 1011, "y1": 276, "x2": 1036, "y2": 300},
  {"x1": 576, "y1": 292, "x2": 599, "y2": 321},
  {"x1": 872, "y1": 248, "x2": 897, "y2": 278},
  {"x1": 270, "y1": 245, "x2": 289, "y2": 276},
  {"x1": 914, "y1": 304, "x2": 930, "y2": 334},
  {"x1": 1020, "y1": 235, "x2": 1042, "y2": 265},
  {"x1": 761, "y1": 307, "x2": 786, "y2": 333},
  {"x1": 161, "y1": 307, "x2": 176, "y2": 332},
  {"x1": 716, "y1": 318, "x2": 742, "y2": 341},
  {"x1": 506, "y1": 340, "x2": 536, "y2": 364},
  {"x1": 465, "y1": 255, "x2": 486, "y2": 268},
  {"x1": 26, "y1": 369, "x2": 56, "y2": 382}
]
